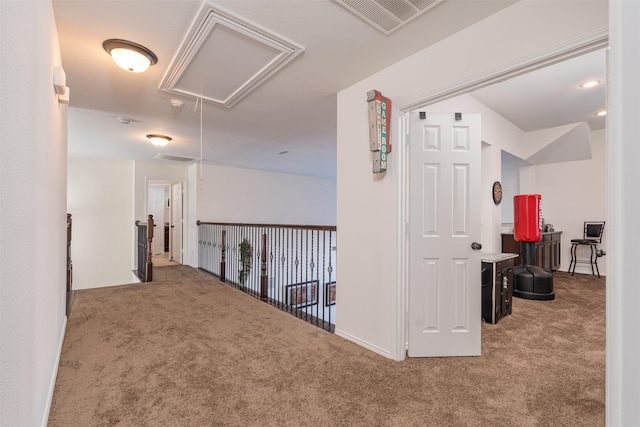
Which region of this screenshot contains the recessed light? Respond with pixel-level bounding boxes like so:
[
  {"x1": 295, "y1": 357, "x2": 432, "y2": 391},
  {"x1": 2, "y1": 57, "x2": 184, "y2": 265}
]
[
  {"x1": 594, "y1": 110, "x2": 607, "y2": 116},
  {"x1": 117, "y1": 117, "x2": 132, "y2": 124},
  {"x1": 580, "y1": 80, "x2": 601, "y2": 88},
  {"x1": 277, "y1": 150, "x2": 290, "y2": 155}
]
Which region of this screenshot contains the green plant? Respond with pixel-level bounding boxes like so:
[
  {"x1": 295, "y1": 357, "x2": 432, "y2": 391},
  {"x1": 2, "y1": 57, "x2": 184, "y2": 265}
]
[{"x1": 238, "y1": 238, "x2": 253, "y2": 287}]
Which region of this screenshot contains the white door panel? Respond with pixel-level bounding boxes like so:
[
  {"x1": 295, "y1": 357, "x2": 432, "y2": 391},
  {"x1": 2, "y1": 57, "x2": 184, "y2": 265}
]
[
  {"x1": 148, "y1": 185, "x2": 165, "y2": 255},
  {"x1": 408, "y1": 113, "x2": 481, "y2": 357},
  {"x1": 171, "y1": 183, "x2": 183, "y2": 263}
]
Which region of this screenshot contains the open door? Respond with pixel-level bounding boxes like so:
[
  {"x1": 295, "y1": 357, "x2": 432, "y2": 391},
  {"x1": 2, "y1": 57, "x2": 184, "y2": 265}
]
[
  {"x1": 408, "y1": 112, "x2": 482, "y2": 357},
  {"x1": 171, "y1": 182, "x2": 183, "y2": 263},
  {"x1": 147, "y1": 185, "x2": 166, "y2": 255}
]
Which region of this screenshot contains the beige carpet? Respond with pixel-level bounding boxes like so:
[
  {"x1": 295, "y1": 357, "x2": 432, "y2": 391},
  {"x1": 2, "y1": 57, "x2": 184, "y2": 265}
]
[{"x1": 49, "y1": 266, "x2": 605, "y2": 426}]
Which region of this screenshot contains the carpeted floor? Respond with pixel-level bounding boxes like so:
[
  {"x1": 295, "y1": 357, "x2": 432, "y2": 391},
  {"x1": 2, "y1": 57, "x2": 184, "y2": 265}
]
[{"x1": 49, "y1": 266, "x2": 605, "y2": 426}]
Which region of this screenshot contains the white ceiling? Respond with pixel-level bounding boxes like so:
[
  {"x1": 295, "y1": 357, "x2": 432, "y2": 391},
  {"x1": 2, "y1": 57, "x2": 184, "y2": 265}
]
[
  {"x1": 471, "y1": 48, "x2": 606, "y2": 133},
  {"x1": 53, "y1": 0, "x2": 605, "y2": 180}
]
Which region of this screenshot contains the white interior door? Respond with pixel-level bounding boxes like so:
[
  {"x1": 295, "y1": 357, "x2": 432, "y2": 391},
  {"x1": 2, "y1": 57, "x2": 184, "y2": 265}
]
[
  {"x1": 171, "y1": 182, "x2": 183, "y2": 263},
  {"x1": 147, "y1": 185, "x2": 165, "y2": 255},
  {"x1": 408, "y1": 112, "x2": 482, "y2": 357}
]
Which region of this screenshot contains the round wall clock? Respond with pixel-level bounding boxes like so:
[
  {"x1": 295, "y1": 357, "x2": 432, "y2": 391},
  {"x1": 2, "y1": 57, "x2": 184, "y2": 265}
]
[{"x1": 492, "y1": 181, "x2": 503, "y2": 205}]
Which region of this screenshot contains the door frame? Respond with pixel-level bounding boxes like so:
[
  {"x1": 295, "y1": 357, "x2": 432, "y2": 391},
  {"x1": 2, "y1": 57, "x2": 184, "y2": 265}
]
[
  {"x1": 395, "y1": 28, "x2": 608, "y2": 359},
  {"x1": 145, "y1": 177, "x2": 187, "y2": 265},
  {"x1": 147, "y1": 182, "x2": 169, "y2": 255}
]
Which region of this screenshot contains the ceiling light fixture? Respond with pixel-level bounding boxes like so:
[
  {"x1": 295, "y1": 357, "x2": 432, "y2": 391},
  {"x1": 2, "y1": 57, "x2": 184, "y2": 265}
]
[
  {"x1": 102, "y1": 39, "x2": 158, "y2": 73},
  {"x1": 594, "y1": 110, "x2": 607, "y2": 116},
  {"x1": 170, "y1": 99, "x2": 184, "y2": 109},
  {"x1": 580, "y1": 79, "x2": 601, "y2": 88},
  {"x1": 146, "y1": 134, "x2": 172, "y2": 147}
]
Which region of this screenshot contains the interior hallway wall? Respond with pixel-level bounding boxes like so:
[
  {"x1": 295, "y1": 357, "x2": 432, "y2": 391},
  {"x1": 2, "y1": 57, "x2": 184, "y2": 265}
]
[
  {"x1": 194, "y1": 163, "x2": 336, "y2": 225},
  {"x1": 67, "y1": 157, "x2": 134, "y2": 289},
  {"x1": 0, "y1": 1, "x2": 68, "y2": 425},
  {"x1": 608, "y1": 1, "x2": 640, "y2": 421}
]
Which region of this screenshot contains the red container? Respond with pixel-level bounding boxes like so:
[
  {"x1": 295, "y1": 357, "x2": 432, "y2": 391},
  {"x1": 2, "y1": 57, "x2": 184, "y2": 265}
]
[{"x1": 514, "y1": 194, "x2": 542, "y2": 242}]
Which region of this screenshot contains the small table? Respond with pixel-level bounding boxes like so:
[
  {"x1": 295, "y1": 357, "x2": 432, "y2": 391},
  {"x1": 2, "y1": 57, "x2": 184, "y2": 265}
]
[{"x1": 481, "y1": 253, "x2": 518, "y2": 324}]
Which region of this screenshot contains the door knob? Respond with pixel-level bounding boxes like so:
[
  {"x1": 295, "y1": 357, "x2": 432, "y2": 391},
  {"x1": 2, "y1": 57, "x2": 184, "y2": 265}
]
[{"x1": 471, "y1": 242, "x2": 482, "y2": 251}]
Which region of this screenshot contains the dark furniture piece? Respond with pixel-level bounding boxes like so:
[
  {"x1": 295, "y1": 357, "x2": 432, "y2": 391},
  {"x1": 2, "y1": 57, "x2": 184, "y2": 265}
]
[
  {"x1": 481, "y1": 254, "x2": 516, "y2": 324},
  {"x1": 513, "y1": 240, "x2": 555, "y2": 301},
  {"x1": 501, "y1": 231, "x2": 562, "y2": 271},
  {"x1": 568, "y1": 221, "x2": 605, "y2": 278}
]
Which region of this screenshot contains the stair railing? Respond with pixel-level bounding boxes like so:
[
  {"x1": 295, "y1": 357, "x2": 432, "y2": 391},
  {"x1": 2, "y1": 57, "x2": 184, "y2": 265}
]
[
  {"x1": 197, "y1": 221, "x2": 337, "y2": 332},
  {"x1": 134, "y1": 215, "x2": 154, "y2": 282}
]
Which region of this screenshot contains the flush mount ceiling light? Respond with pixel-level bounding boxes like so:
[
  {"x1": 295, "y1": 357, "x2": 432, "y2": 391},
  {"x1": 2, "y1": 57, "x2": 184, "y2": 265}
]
[
  {"x1": 146, "y1": 134, "x2": 172, "y2": 147},
  {"x1": 579, "y1": 79, "x2": 602, "y2": 88},
  {"x1": 102, "y1": 39, "x2": 158, "y2": 73}
]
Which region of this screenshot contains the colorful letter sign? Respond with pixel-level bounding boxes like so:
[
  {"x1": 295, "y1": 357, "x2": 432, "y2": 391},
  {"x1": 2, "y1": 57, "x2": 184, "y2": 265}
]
[{"x1": 367, "y1": 90, "x2": 392, "y2": 173}]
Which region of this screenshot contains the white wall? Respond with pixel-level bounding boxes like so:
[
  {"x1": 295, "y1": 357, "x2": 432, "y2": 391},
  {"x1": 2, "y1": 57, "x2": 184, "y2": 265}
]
[
  {"x1": 336, "y1": 1, "x2": 607, "y2": 360},
  {"x1": 68, "y1": 157, "x2": 134, "y2": 289},
  {"x1": 0, "y1": 1, "x2": 68, "y2": 425},
  {"x1": 533, "y1": 129, "x2": 607, "y2": 274},
  {"x1": 608, "y1": 1, "x2": 640, "y2": 422},
  {"x1": 501, "y1": 168, "x2": 519, "y2": 223},
  {"x1": 194, "y1": 163, "x2": 336, "y2": 225}
]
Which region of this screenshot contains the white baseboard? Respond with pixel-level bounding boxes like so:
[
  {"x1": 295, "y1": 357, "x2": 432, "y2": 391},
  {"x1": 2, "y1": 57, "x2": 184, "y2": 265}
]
[
  {"x1": 41, "y1": 315, "x2": 67, "y2": 427},
  {"x1": 334, "y1": 328, "x2": 393, "y2": 360}
]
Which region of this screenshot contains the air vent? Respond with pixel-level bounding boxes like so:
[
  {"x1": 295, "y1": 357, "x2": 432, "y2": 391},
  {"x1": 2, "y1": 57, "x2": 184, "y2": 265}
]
[
  {"x1": 153, "y1": 153, "x2": 197, "y2": 163},
  {"x1": 335, "y1": 0, "x2": 443, "y2": 35}
]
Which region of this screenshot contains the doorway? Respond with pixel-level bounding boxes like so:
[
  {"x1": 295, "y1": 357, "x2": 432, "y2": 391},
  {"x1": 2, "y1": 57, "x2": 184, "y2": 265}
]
[
  {"x1": 398, "y1": 36, "x2": 608, "y2": 358},
  {"x1": 147, "y1": 179, "x2": 184, "y2": 266}
]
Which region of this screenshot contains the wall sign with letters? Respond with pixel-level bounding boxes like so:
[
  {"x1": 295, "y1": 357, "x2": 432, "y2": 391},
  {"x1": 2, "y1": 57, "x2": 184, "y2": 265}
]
[{"x1": 367, "y1": 90, "x2": 392, "y2": 173}]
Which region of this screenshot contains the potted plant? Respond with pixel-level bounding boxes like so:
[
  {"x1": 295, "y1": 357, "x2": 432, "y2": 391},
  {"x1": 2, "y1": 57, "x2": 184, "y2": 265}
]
[{"x1": 238, "y1": 238, "x2": 253, "y2": 287}]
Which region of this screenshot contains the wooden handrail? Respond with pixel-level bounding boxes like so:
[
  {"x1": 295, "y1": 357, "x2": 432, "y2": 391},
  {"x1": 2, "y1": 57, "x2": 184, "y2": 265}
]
[{"x1": 197, "y1": 220, "x2": 336, "y2": 232}]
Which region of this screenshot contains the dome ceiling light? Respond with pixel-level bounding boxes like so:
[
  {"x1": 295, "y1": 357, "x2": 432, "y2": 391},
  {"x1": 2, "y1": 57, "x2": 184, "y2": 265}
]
[
  {"x1": 102, "y1": 39, "x2": 158, "y2": 73},
  {"x1": 579, "y1": 79, "x2": 601, "y2": 88},
  {"x1": 146, "y1": 134, "x2": 172, "y2": 147}
]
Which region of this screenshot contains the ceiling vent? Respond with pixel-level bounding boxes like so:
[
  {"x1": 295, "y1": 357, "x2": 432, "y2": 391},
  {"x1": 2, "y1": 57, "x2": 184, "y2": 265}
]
[
  {"x1": 159, "y1": 5, "x2": 304, "y2": 108},
  {"x1": 153, "y1": 153, "x2": 197, "y2": 163},
  {"x1": 335, "y1": 0, "x2": 443, "y2": 35}
]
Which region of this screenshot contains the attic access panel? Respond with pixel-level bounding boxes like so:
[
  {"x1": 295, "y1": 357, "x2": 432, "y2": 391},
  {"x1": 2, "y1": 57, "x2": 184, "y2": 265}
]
[
  {"x1": 335, "y1": 0, "x2": 443, "y2": 35},
  {"x1": 160, "y1": 5, "x2": 304, "y2": 108}
]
